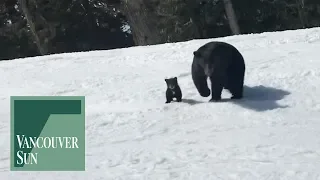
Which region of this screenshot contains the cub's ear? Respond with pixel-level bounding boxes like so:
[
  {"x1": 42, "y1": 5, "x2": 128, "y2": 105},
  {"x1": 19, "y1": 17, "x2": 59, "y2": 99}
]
[
  {"x1": 165, "y1": 79, "x2": 168, "y2": 82},
  {"x1": 193, "y1": 51, "x2": 201, "y2": 57}
]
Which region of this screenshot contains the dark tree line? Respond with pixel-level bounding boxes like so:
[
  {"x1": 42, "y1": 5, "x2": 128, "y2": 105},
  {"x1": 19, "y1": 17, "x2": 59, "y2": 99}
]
[
  {"x1": 1, "y1": 0, "x2": 320, "y2": 60},
  {"x1": 0, "y1": 0, "x2": 133, "y2": 60}
]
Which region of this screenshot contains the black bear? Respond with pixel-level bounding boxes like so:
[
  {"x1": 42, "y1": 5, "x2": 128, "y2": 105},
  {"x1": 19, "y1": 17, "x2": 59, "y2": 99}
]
[
  {"x1": 165, "y1": 77, "x2": 182, "y2": 103},
  {"x1": 191, "y1": 41, "x2": 245, "y2": 101}
]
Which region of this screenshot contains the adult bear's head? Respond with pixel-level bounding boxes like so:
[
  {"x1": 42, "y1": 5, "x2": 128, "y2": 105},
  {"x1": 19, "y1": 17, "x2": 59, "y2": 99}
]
[{"x1": 193, "y1": 50, "x2": 214, "y2": 76}]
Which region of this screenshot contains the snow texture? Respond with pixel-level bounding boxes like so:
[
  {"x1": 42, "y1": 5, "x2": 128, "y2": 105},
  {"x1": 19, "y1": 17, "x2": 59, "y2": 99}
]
[{"x1": 1, "y1": 27, "x2": 320, "y2": 179}]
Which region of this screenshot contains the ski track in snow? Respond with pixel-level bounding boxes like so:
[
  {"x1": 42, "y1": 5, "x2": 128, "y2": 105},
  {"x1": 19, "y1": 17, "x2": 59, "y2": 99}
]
[{"x1": 1, "y1": 27, "x2": 320, "y2": 179}]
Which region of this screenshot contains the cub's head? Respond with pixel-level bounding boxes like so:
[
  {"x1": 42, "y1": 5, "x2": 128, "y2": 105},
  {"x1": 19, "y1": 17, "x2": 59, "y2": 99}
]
[
  {"x1": 193, "y1": 50, "x2": 214, "y2": 76},
  {"x1": 165, "y1": 77, "x2": 179, "y2": 90}
]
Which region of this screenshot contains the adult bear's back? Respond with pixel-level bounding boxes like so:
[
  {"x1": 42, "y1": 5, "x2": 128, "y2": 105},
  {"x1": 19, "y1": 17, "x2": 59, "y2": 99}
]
[{"x1": 196, "y1": 41, "x2": 245, "y2": 67}]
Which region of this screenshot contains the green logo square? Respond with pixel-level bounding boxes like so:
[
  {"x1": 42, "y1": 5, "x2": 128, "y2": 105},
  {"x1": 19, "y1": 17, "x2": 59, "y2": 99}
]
[{"x1": 10, "y1": 96, "x2": 85, "y2": 171}]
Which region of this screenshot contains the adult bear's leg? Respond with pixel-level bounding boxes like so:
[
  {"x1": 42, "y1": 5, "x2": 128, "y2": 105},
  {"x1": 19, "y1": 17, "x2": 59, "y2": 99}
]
[
  {"x1": 192, "y1": 64, "x2": 210, "y2": 97},
  {"x1": 229, "y1": 77, "x2": 244, "y2": 99},
  {"x1": 208, "y1": 64, "x2": 228, "y2": 102},
  {"x1": 227, "y1": 61, "x2": 245, "y2": 99},
  {"x1": 209, "y1": 74, "x2": 224, "y2": 101}
]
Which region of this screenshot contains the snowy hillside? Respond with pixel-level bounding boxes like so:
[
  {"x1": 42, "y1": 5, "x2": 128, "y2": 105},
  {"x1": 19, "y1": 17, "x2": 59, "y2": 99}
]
[{"x1": 1, "y1": 27, "x2": 320, "y2": 179}]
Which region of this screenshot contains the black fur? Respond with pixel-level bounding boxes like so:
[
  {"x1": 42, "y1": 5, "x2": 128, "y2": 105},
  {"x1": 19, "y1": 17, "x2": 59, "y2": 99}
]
[
  {"x1": 191, "y1": 41, "x2": 245, "y2": 102},
  {"x1": 165, "y1": 77, "x2": 182, "y2": 103}
]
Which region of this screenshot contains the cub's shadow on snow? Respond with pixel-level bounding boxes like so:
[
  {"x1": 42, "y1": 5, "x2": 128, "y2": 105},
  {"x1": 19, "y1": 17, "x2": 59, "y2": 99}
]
[
  {"x1": 233, "y1": 85, "x2": 291, "y2": 112},
  {"x1": 181, "y1": 98, "x2": 204, "y2": 105},
  {"x1": 181, "y1": 85, "x2": 290, "y2": 112}
]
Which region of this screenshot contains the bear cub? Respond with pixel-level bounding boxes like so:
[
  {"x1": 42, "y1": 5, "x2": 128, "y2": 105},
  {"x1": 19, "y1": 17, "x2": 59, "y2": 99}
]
[{"x1": 165, "y1": 77, "x2": 182, "y2": 103}]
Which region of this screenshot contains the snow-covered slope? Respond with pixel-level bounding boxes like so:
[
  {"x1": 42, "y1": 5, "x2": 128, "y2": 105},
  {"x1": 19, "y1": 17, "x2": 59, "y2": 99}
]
[{"x1": 1, "y1": 27, "x2": 320, "y2": 179}]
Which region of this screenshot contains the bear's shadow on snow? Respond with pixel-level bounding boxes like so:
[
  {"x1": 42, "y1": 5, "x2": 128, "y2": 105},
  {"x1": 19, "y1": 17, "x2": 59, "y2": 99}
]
[
  {"x1": 181, "y1": 85, "x2": 291, "y2": 111},
  {"x1": 231, "y1": 85, "x2": 291, "y2": 112}
]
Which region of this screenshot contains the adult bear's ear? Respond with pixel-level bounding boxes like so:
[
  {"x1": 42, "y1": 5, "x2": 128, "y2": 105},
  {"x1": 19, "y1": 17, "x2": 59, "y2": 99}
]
[
  {"x1": 165, "y1": 78, "x2": 168, "y2": 82},
  {"x1": 193, "y1": 51, "x2": 201, "y2": 57}
]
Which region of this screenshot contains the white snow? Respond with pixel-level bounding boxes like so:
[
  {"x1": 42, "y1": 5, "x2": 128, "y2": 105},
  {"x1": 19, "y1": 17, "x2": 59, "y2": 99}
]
[{"x1": 1, "y1": 27, "x2": 320, "y2": 179}]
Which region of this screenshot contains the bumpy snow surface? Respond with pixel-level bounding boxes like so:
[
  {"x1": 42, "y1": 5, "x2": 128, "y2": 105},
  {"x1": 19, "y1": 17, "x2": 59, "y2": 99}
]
[{"x1": 1, "y1": 27, "x2": 320, "y2": 179}]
